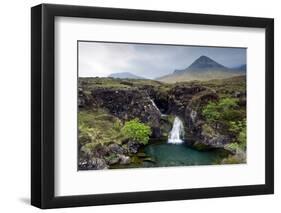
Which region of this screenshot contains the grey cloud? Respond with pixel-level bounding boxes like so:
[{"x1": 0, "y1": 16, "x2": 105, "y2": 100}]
[{"x1": 79, "y1": 41, "x2": 246, "y2": 79}]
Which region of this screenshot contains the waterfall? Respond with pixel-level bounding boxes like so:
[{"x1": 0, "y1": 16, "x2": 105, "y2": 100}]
[
  {"x1": 149, "y1": 98, "x2": 161, "y2": 114},
  {"x1": 149, "y1": 98, "x2": 168, "y2": 117},
  {"x1": 168, "y1": 116, "x2": 185, "y2": 144}
]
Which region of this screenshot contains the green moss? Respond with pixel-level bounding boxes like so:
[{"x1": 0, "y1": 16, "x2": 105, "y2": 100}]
[
  {"x1": 202, "y1": 97, "x2": 246, "y2": 138},
  {"x1": 201, "y1": 124, "x2": 215, "y2": 137},
  {"x1": 137, "y1": 152, "x2": 147, "y2": 158},
  {"x1": 228, "y1": 119, "x2": 246, "y2": 150},
  {"x1": 193, "y1": 141, "x2": 210, "y2": 150},
  {"x1": 221, "y1": 153, "x2": 246, "y2": 164},
  {"x1": 78, "y1": 109, "x2": 125, "y2": 148},
  {"x1": 224, "y1": 142, "x2": 240, "y2": 153}
]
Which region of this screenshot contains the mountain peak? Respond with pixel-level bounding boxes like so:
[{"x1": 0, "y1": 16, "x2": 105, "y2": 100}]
[
  {"x1": 187, "y1": 55, "x2": 226, "y2": 70},
  {"x1": 173, "y1": 55, "x2": 227, "y2": 75},
  {"x1": 197, "y1": 55, "x2": 211, "y2": 60}
]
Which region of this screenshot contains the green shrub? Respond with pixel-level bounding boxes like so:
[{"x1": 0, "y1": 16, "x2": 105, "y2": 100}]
[
  {"x1": 217, "y1": 97, "x2": 238, "y2": 109},
  {"x1": 202, "y1": 98, "x2": 246, "y2": 150},
  {"x1": 202, "y1": 98, "x2": 239, "y2": 124},
  {"x1": 202, "y1": 102, "x2": 221, "y2": 123},
  {"x1": 121, "y1": 119, "x2": 152, "y2": 145},
  {"x1": 229, "y1": 120, "x2": 245, "y2": 134},
  {"x1": 229, "y1": 119, "x2": 246, "y2": 150},
  {"x1": 225, "y1": 142, "x2": 240, "y2": 152}
]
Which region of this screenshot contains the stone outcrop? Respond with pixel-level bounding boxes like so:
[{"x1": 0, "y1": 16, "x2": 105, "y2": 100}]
[
  {"x1": 79, "y1": 81, "x2": 234, "y2": 151},
  {"x1": 164, "y1": 85, "x2": 232, "y2": 149},
  {"x1": 78, "y1": 143, "x2": 132, "y2": 170},
  {"x1": 80, "y1": 88, "x2": 162, "y2": 137}
]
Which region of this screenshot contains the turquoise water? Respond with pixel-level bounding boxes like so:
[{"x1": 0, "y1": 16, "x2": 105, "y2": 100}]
[
  {"x1": 110, "y1": 141, "x2": 228, "y2": 169},
  {"x1": 142, "y1": 142, "x2": 227, "y2": 167}
]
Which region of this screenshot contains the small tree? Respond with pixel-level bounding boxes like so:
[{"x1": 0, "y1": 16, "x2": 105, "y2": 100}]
[{"x1": 121, "y1": 119, "x2": 152, "y2": 145}]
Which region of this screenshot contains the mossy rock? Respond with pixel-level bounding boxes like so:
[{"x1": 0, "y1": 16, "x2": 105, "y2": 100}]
[
  {"x1": 201, "y1": 124, "x2": 216, "y2": 137},
  {"x1": 143, "y1": 157, "x2": 156, "y2": 163},
  {"x1": 193, "y1": 141, "x2": 210, "y2": 151},
  {"x1": 105, "y1": 154, "x2": 120, "y2": 165},
  {"x1": 130, "y1": 156, "x2": 143, "y2": 165},
  {"x1": 137, "y1": 152, "x2": 147, "y2": 158}
]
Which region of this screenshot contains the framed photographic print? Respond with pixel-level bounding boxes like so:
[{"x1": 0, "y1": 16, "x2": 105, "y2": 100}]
[{"x1": 31, "y1": 4, "x2": 274, "y2": 209}]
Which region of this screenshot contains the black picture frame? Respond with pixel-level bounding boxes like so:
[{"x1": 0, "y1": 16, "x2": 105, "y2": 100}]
[{"x1": 31, "y1": 3, "x2": 274, "y2": 209}]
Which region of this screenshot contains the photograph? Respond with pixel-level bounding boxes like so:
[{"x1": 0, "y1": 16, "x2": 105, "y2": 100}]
[
  {"x1": 78, "y1": 41, "x2": 247, "y2": 170},
  {"x1": 29, "y1": 3, "x2": 274, "y2": 209}
]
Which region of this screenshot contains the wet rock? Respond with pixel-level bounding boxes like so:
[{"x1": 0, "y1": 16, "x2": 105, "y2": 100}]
[
  {"x1": 91, "y1": 158, "x2": 108, "y2": 169},
  {"x1": 143, "y1": 157, "x2": 156, "y2": 163},
  {"x1": 92, "y1": 145, "x2": 109, "y2": 158},
  {"x1": 108, "y1": 144, "x2": 124, "y2": 155},
  {"x1": 106, "y1": 154, "x2": 120, "y2": 165},
  {"x1": 193, "y1": 124, "x2": 231, "y2": 149},
  {"x1": 205, "y1": 135, "x2": 231, "y2": 147},
  {"x1": 190, "y1": 110, "x2": 197, "y2": 123},
  {"x1": 78, "y1": 160, "x2": 89, "y2": 170},
  {"x1": 137, "y1": 152, "x2": 147, "y2": 158},
  {"x1": 118, "y1": 154, "x2": 131, "y2": 165},
  {"x1": 79, "y1": 158, "x2": 108, "y2": 170},
  {"x1": 127, "y1": 141, "x2": 140, "y2": 154}
]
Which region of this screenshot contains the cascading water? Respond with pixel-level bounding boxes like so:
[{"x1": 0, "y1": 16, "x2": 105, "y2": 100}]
[
  {"x1": 149, "y1": 98, "x2": 168, "y2": 116},
  {"x1": 149, "y1": 97, "x2": 169, "y2": 117},
  {"x1": 168, "y1": 116, "x2": 185, "y2": 144},
  {"x1": 149, "y1": 98, "x2": 161, "y2": 114}
]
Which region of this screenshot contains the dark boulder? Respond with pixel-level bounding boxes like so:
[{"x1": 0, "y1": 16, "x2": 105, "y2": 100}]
[
  {"x1": 127, "y1": 141, "x2": 141, "y2": 154},
  {"x1": 108, "y1": 144, "x2": 125, "y2": 155}
]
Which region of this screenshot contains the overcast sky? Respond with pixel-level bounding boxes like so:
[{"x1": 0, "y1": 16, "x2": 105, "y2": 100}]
[{"x1": 78, "y1": 41, "x2": 246, "y2": 79}]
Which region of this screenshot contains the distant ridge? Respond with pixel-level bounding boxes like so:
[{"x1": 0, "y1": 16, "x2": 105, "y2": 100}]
[{"x1": 109, "y1": 72, "x2": 145, "y2": 79}]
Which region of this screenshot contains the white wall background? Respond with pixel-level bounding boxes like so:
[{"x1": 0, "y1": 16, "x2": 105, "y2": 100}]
[{"x1": 0, "y1": 0, "x2": 279, "y2": 212}]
